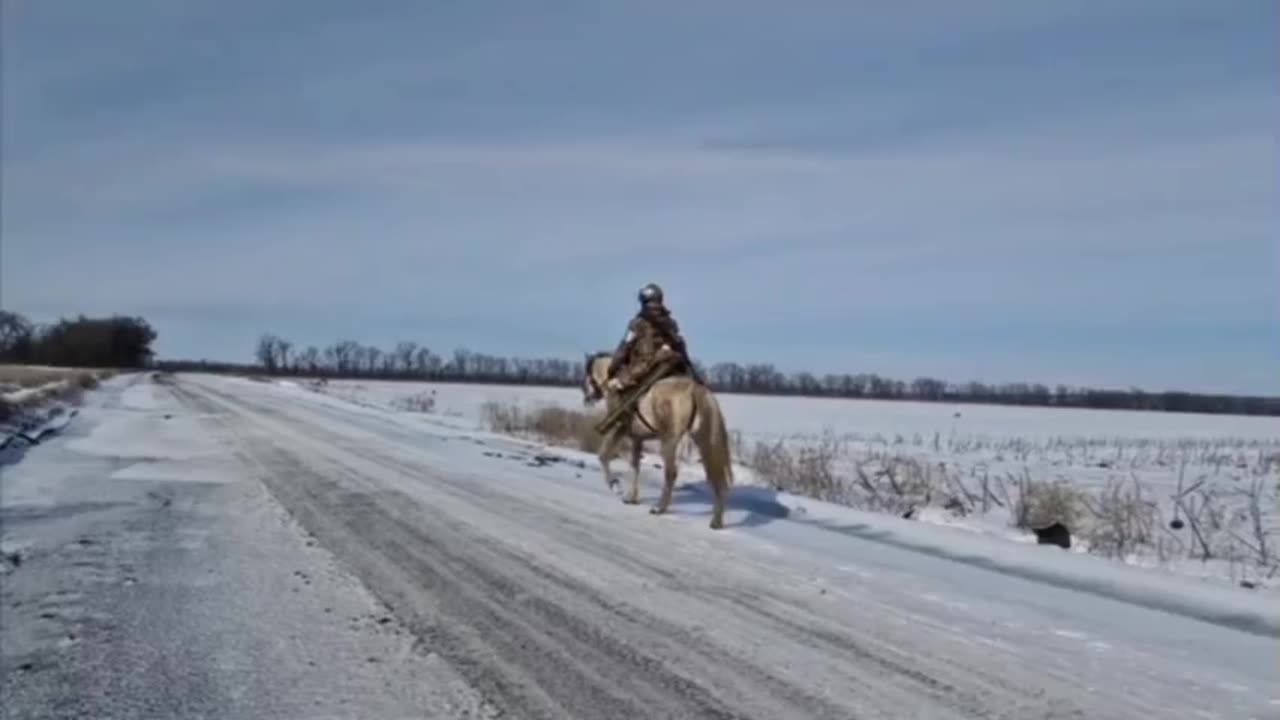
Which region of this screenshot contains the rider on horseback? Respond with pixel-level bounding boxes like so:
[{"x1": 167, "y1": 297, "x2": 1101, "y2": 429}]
[
  {"x1": 586, "y1": 284, "x2": 734, "y2": 530},
  {"x1": 605, "y1": 282, "x2": 699, "y2": 401}
]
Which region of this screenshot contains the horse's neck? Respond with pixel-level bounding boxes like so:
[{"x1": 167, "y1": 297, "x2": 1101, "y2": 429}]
[{"x1": 592, "y1": 359, "x2": 611, "y2": 385}]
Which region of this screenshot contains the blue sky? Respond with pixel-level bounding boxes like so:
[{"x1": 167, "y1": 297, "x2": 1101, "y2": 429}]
[{"x1": 3, "y1": 1, "x2": 1277, "y2": 394}]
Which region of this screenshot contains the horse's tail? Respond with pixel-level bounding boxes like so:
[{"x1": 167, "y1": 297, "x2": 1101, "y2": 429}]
[{"x1": 692, "y1": 384, "x2": 734, "y2": 489}]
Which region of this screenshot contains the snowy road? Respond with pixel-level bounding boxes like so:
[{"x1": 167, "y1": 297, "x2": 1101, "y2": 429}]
[{"x1": 3, "y1": 374, "x2": 1276, "y2": 719}]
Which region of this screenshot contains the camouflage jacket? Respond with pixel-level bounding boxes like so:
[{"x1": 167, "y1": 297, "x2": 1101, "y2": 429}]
[{"x1": 609, "y1": 305, "x2": 690, "y2": 383}]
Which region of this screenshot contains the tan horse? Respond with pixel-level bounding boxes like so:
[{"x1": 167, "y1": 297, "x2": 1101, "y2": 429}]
[{"x1": 581, "y1": 352, "x2": 734, "y2": 529}]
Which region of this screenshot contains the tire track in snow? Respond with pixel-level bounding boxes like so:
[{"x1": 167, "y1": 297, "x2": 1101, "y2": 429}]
[
  {"x1": 178, "y1": 383, "x2": 857, "y2": 718},
  {"x1": 177, "y1": 377, "x2": 1178, "y2": 719}
]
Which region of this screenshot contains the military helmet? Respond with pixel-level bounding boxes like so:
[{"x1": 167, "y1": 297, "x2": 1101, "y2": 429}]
[{"x1": 638, "y1": 283, "x2": 664, "y2": 304}]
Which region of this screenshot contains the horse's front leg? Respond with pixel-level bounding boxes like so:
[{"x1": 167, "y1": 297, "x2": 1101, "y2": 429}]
[
  {"x1": 651, "y1": 438, "x2": 679, "y2": 516},
  {"x1": 597, "y1": 424, "x2": 624, "y2": 494},
  {"x1": 625, "y1": 436, "x2": 644, "y2": 505}
]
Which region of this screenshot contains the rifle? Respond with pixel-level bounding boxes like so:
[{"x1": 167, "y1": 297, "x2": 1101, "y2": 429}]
[
  {"x1": 608, "y1": 309, "x2": 706, "y2": 386},
  {"x1": 647, "y1": 314, "x2": 706, "y2": 386}
]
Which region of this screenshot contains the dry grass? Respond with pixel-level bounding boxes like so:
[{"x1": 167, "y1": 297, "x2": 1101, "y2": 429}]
[
  {"x1": 1011, "y1": 474, "x2": 1085, "y2": 531},
  {"x1": 0, "y1": 381, "x2": 81, "y2": 421},
  {"x1": 749, "y1": 434, "x2": 948, "y2": 516},
  {"x1": 0, "y1": 366, "x2": 115, "y2": 424},
  {"x1": 0, "y1": 365, "x2": 114, "y2": 388},
  {"x1": 1075, "y1": 476, "x2": 1157, "y2": 558},
  {"x1": 469, "y1": 396, "x2": 1280, "y2": 580},
  {"x1": 0, "y1": 365, "x2": 79, "y2": 388},
  {"x1": 392, "y1": 391, "x2": 437, "y2": 413},
  {"x1": 743, "y1": 431, "x2": 1280, "y2": 578},
  {"x1": 480, "y1": 401, "x2": 605, "y2": 453},
  {"x1": 751, "y1": 435, "x2": 847, "y2": 504},
  {"x1": 75, "y1": 371, "x2": 103, "y2": 390}
]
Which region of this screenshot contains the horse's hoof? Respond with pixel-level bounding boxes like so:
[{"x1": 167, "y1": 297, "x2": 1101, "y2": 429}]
[
  {"x1": 710, "y1": 519, "x2": 725, "y2": 530},
  {"x1": 622, "y1": 496, "x2": 639, "y2": 505},
  {"x1": 649, "y1": 506, "x2": 664, "y2": 515}
]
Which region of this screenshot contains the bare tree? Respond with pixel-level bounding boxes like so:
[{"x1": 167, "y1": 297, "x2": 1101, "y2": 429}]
[
  {"x1": 0, "y1": 310, "x2": 33, "y2": 361},
  {"x1": 395, "y1": 341, "x2": 418, "y2": 376},
  {"x1": 351, "y1": 345, "x2": 369, "y2": 376},
  {"x1": 299, "y1": 346, "x2": 320, "y2": 373},
  {"x1": 274, "y1": 339, "x2": 293, "y2": 372},
  {"x1": 332, "y1": 340, "x2": 359, "y2": 373},
  {"x1": 413, "y1": 347, "x2": 434, "y2": 376},
  {"x1": 256, "y1": 334, "x2": 282, "y2": 373},
  {"x1": 231, "y1": 324, "x2": 1280, "y2": 416}
]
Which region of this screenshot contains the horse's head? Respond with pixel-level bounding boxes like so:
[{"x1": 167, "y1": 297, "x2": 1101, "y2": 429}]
[{"x1": 581, "y1": 351, "x2": 611, "y2": 406}]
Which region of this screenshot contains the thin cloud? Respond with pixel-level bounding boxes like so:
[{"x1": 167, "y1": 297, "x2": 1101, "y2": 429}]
[{"x1": 2, "y1": 0, "x2": 1276, "y2": 394}]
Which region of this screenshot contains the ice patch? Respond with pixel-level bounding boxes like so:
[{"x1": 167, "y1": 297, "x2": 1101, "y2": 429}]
[
  {"x1": 68, "y1": 411, "x2": 221, "y2": 464},
  {"x1": 919, "y1": 593, "x2": 971, "y2": 612},
  {"x1": 118, "y1": 381, "x2": 168, "y2": 412},
  {"x1": 109, "y1": 456, "x2": 239, "y2": 484}
]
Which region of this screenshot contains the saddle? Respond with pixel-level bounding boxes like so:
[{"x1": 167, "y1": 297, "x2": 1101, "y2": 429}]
[
  {"x1": 594, "y1": 357, "x2": 685, "y2": 434},
  {"x1": 596, "y1": 309, "x2": 704, "y2": 434}
]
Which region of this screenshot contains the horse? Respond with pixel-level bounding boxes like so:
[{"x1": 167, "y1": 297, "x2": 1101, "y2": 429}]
[{"x1": 581, "y1": 351, "x2": 734, "y2": 529}]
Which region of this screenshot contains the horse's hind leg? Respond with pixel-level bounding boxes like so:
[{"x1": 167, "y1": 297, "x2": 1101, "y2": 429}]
[
  {"x1": 625, "y1": 436, "x2": 643, "y2": 505},
  {"x1": 650, "y1": 437, "x2": 679, "y2": 516},
  {"x1": 708, "y1": 472, "x2": 726, "y2": 530},
  {"x1": 702, "y1": 431, "x2": 728, "y2": 530}
]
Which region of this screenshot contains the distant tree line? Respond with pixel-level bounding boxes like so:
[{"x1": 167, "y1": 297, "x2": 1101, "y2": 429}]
[
  {"x1": 154, "y1": 333, "x2": 588, "y2": 387},
  {"x1": 143, "y1": 331, "x2": 1280, "y2": 417},
  {"x1": 0, "y1": 310, "x2": 157, "y2": 368},
  {"x1": 699, "y1": 364, "x2": 1280, "y2": 415}
]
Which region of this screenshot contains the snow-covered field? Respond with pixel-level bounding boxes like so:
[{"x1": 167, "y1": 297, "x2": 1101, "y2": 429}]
[
  {"x1": 305, "y1": 377, "x2": 1280, "y2": 441},
  {"x1": 308, "y1": 378, "x2": 1280, "y2": 593}
]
